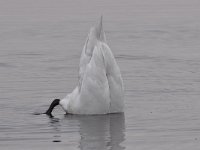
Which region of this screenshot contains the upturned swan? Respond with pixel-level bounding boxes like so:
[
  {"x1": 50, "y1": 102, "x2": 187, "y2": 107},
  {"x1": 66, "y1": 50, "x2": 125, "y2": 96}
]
[{"x1": 46, "y1": 17, "x2": 124, "y2": 116}]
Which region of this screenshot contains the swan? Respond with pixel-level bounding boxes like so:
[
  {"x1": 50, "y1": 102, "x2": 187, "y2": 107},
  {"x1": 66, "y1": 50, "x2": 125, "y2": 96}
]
[{"x1": 46, "y1": 17, "x2": 124, "y2": 116}]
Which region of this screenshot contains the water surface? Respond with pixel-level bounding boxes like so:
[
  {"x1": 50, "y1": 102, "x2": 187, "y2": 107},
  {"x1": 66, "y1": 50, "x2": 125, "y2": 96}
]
[{"x1": 1, "y1": 0, "x2": 200, "y2": 149}]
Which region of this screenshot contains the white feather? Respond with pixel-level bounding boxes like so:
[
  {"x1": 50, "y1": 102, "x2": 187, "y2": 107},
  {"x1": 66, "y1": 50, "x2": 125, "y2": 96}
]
[{"x1": 60, "y1": 17, "x2": 124, "y2": 114}]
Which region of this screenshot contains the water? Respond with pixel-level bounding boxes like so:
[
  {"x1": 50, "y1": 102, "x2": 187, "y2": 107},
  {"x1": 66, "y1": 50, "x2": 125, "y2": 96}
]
[{"x1": 1, "y1": 0, "x2": 200, "y2": 149}]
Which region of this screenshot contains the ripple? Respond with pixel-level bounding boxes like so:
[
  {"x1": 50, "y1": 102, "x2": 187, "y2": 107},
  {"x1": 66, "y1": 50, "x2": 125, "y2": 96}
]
[
  {"x1": 0, "y1": 62, "x2": 14, "y2": 68},
  {"x1": 52, "y1": 140, "x2": 61, "y2": 142}
]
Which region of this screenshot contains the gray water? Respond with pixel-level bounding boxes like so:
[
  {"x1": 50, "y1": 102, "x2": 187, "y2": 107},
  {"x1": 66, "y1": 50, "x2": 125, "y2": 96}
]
[{"x1": 1, "y1": 0, "x2": 200, "y2": 149}]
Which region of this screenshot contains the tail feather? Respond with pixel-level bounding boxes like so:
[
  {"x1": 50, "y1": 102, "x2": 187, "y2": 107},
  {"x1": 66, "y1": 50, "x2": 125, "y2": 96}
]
[
  {"x1": 95, "y1": 15, "x2": 106, "y2": 42},
  {"x1": 84, "y1": 16, "x2": 107, "y2": 55}
]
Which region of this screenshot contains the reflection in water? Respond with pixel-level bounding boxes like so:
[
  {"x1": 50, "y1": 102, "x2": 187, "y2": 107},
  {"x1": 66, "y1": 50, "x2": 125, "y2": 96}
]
[
  {"x1": 48, "y1": 117, "x2": 62, "y2": 142},
  {"x1": 49, "y1": 113, "x2": 125, "y2": 150},
  {"x1": 73, "y1": 113, "x2": 125, "y2": 150}
]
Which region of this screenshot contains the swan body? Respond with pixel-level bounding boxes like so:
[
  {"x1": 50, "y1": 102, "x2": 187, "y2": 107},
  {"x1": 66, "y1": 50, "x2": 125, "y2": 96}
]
[{"x1": 46, "y1": 17, "x2": 124, "y2": 115}]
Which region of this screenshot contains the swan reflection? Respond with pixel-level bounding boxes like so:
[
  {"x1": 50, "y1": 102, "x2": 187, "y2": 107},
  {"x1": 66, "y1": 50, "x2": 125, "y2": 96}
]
[
  {"x1": 75, "y1": 113, "x2": 125, "y2": 150},
  {"x1": 48, "y1": 113, "x2": 125, "y2": 150}
]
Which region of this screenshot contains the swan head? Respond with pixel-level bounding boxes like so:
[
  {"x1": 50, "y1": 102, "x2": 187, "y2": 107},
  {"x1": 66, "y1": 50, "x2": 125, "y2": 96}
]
[{"x1": 45, "y1": 99, "x2": 60, "y2": 117}]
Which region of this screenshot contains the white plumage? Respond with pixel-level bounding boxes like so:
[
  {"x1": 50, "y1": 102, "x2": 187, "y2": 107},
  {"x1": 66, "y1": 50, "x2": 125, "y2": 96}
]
[{"x1": 60, "y1": 17, "x2": 124, "y2": 114}]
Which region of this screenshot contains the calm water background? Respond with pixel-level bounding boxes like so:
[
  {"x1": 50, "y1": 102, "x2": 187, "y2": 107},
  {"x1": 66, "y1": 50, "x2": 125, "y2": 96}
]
[{"x1": 1, "y1": 0, "x2": 200, "y2": 149}]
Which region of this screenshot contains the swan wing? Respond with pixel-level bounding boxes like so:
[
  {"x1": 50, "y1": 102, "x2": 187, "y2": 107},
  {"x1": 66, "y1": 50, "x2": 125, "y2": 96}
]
[
  {"x1": 101, "y1": 43, "x2": 124, "y2": 113},
  {"x1": 78, "y1": 43, "x2": 110, "y2": 114},
  {"x1": 78, "y1": 16, "x2": 106, "y2": 90}
]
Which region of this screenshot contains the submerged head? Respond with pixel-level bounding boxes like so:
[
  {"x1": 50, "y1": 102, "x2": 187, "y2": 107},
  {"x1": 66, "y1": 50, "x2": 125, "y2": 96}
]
[{"x1": 45, "y1": 99, "x2": 60, "y2": 117}]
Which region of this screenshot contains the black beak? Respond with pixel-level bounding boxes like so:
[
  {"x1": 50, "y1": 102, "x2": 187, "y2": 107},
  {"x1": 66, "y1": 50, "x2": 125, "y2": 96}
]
[{"x1": 45, "y1": 99, "x2": 60, "y2": 117}]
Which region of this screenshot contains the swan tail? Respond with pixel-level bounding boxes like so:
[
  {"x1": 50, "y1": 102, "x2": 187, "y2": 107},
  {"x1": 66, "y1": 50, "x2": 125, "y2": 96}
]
[
  {"x1": 95, "y1": 15, "x2": 106, "y2": 42},
  {"x1": 83, "y1": 16, "x2": 107, "y2": 56}
]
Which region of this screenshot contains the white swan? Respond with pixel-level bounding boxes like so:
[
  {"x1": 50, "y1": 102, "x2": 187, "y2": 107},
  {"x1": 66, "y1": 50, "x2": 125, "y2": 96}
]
[{"x1": 46, "y1": 17, "x2": 124, "y2": 116}]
